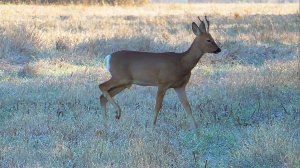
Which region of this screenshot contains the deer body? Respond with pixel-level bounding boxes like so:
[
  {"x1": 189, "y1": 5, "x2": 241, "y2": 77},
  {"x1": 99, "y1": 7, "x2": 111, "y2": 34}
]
[
  {"x1": 99, "y1": 17, "x2": 221, "y2": 128},
  {"x1": 108, "y1": 50, "x2": 196, "y2": 87}
]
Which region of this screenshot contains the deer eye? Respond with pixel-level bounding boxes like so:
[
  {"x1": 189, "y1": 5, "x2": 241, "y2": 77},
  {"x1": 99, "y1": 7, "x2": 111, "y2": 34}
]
[{"x1": 206, "y1": 39, "x2": 211, "y2": 43}]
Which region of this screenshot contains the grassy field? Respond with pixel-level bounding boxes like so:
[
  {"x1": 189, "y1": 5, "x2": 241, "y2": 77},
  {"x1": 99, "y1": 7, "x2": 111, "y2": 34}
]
[{"x1": 0, "y1": 3, "x2": 299, "y2": 167}]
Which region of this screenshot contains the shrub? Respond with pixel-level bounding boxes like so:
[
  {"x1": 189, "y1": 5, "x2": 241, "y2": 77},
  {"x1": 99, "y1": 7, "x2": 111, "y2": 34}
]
[
  {"x1": 101, "y1": 0, "x2": 150, "y2": 6},
  {"x1": 0, "y1": 24, "x2": 42, "y2": 64}
]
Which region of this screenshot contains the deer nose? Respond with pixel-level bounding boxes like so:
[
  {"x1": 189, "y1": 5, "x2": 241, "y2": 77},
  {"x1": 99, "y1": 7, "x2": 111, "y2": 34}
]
[{"x1": 214, "y1": 48, "x2": 221, "y2": 54}]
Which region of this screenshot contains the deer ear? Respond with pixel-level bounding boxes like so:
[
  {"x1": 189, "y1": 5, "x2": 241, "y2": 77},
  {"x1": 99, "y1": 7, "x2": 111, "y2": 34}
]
[{"x1": 192, "y1": 22, "x2": 201, "y2": 36}]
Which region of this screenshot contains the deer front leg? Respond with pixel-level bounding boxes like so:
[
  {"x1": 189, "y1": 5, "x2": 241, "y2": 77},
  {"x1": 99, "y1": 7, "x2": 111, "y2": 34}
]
[
  {"x1": 174, "y1": 86, "x2": 198, "y2": 129},
  {"x1": 153, "y1": 86, "x2": 167, "y2": 125}
]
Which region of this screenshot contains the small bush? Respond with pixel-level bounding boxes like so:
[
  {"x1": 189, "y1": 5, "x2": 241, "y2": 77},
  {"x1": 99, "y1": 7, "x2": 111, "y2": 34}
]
[
  {"x1": 23, "y1": 60, "x2": 85, "y2": 77},
  {"x1": 102, "y1": 0, "x2": 150, "y2": 6},
  {"x1": 0, "y1": 24, "x2": 43, "y2": 64}
]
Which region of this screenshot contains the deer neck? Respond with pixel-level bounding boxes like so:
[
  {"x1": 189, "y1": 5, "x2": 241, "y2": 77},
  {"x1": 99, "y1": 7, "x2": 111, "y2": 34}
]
[{"x1": 181, "y1": 39, "x2": 204, "y2": 71}]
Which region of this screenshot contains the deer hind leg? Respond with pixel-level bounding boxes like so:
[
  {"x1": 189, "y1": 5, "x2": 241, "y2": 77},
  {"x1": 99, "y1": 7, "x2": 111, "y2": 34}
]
[
  {"x1": 100, "y1": 84, "x2": 130, "y2": 118},
  {"x1": 99, "y1": 79, "x2": 129, "y2": 119},
  {"x1": 174, "y1": 86, "x2": 198, "y2": 129},
  {"x1": 153, "y1": 86, "x2": 167, "y2": 125}
]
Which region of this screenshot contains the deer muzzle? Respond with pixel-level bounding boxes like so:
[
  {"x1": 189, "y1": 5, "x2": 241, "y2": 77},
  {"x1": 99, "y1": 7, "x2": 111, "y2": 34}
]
[{"x1": 214, "y1": 48, "x2": 221, "y2": 54}]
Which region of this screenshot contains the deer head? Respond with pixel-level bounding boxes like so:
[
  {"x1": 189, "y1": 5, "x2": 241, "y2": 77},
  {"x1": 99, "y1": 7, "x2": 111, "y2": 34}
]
[{"x1": 192, "y1": 16, "x2": 221, "y2": 54}]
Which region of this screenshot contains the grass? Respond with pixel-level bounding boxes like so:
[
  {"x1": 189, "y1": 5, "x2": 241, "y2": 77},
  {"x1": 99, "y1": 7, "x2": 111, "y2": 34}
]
[{"x1": 0, "y1": 3, "x2": 299, "y2": 168}]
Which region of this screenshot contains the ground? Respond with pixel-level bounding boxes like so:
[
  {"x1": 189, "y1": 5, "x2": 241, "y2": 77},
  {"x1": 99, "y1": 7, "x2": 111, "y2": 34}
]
[{"x1": 0, "y1": 4, "x2": 299, "y2": 167}]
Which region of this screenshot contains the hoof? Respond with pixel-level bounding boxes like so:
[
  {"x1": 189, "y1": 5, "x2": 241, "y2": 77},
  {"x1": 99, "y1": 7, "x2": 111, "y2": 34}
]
[{"x1": 115, "y1": 114, "x2": 121, "y2": 119}]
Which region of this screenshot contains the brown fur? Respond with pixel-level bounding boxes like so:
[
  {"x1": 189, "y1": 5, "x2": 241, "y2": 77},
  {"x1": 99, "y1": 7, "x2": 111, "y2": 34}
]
[{"x1": 99, "y1": 17, "x2": 221, "y2": 128}]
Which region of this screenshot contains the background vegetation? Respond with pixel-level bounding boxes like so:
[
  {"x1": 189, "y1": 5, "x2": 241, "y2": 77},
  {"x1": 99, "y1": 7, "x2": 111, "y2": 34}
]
[
  {"x1": 0, "y1": 3, "x2": 299, "y2": 167},
  {"x1": 0, "y1": 0, "x2": 297, "y2": 5},
  {"x1": 0, "y1": 0, "x2": 150, "y2": 5}
]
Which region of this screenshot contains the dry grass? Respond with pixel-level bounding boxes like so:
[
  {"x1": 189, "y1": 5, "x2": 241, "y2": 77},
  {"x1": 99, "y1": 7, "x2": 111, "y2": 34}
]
[{"x1": 0, "y1": 4, "x2": 299, "y2": 168}]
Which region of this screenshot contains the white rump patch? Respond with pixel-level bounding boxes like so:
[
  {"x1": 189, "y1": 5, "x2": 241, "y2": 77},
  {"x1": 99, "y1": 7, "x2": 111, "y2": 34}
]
[{"x1": 104, "y1": 55, "x2": 111, "y2": 73}]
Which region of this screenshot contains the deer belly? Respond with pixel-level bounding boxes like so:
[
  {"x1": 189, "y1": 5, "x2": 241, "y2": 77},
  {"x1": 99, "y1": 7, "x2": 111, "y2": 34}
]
[
  {"x1": 130, "y1": 70, "x2": 159, "y2": 86},
  {"x1": 131, "y1": 74, "x2": 159, "y2": 86},
  {"x1": 132, "y1": 80, "x2": 157, "y2": 86}
]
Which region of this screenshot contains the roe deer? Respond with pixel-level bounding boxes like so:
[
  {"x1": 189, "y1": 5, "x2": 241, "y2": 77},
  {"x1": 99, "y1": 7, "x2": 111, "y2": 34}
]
[{"x1": 99, "y1": 16, "x2": 221, "y2": 128}]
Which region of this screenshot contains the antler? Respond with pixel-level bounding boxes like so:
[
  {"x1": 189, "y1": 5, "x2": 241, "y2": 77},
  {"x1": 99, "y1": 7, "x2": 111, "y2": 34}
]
[
  {"x1": 205, "y1": 16, "x2": 210, "y2": 32},
  {"x1": 197, "y1": 16, "x2": 206, "y2": 33}
]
